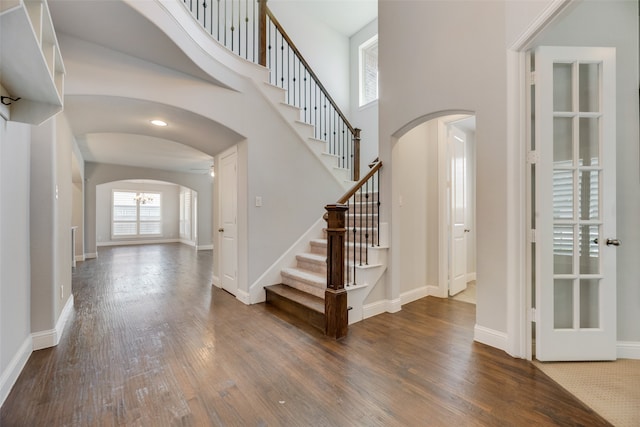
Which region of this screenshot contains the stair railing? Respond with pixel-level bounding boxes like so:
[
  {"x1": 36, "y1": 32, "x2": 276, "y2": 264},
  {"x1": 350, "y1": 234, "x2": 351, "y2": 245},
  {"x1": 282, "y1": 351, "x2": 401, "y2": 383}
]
[
  {"x1": 336, "y1": 160, "x2": 381, "y2": 288},
  {"x1": 181, "y1": 0, "x2": 361, "y2": 181},
  {"x1": 324, "y1": 160, "x2": 381, "y2": 337}
]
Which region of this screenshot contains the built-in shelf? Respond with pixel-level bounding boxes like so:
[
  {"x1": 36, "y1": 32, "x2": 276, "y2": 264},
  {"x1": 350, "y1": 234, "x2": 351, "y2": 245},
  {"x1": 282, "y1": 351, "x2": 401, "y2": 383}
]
[{"x1": 0, "y1": 0, "x2": 65, "y2": 125}]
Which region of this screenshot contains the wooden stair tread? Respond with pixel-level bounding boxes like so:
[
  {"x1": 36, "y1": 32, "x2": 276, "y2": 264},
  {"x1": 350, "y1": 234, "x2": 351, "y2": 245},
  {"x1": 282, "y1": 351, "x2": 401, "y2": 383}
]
[
  {"x1": 265, "y1": 284, "x2": 325, "y2": 313},
  {"x1": 265, "y1": 284, "x2": 325, "y2": 332}
]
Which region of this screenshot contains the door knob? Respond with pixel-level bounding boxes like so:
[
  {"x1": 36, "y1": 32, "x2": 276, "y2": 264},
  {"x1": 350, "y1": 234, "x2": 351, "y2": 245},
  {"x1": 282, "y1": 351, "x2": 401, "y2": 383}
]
[
  {"x1": 605, "y1": 238, "x2": 621, "y2": 246},
  {"x1": 464, "y1": 229, "x2": 471, "y2": 233},
  {"x1": 218, "y1": 228, "x2": 224, "y2": 232}
]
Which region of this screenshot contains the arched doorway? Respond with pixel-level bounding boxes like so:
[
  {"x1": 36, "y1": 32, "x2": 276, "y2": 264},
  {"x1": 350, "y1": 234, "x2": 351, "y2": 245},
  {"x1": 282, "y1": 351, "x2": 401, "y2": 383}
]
[{"x1": 391, "y1": 112, "x2": 477, "y2": 310}]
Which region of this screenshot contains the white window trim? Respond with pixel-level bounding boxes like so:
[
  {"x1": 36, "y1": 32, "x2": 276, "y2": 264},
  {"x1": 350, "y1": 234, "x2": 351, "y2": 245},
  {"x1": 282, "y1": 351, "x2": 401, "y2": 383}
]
[{"x1": 359, "y1": 35, "x2": 378, "y2": 107}]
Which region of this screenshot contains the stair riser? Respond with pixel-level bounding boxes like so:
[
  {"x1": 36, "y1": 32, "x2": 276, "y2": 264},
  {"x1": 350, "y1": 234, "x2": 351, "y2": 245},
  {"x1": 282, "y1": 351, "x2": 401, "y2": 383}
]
[
  {"x1": 324, "y1": 229, "x2": 379, "y2": 242},
  {"x1": 297, "y1": 258, "x2": 326, "y2": 274},
  {"x1": 265, "y1": 289, "x2": 325, "y2": 332},
  {"x1": 346, "y1": 215, "x2": 379, "y2": 227}
]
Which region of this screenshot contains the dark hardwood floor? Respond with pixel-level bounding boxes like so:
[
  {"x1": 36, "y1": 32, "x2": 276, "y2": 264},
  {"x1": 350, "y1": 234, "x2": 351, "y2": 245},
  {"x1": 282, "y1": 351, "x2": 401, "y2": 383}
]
[{"x1": 1, "y1": 243, "x2": 610, "y2": 426}]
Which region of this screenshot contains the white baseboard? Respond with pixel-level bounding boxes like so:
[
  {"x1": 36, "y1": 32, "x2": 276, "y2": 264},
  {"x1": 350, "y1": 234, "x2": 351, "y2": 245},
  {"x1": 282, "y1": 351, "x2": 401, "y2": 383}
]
[
  {"x1": 363, "y1": 297, "x2": 402, "y2": 319},
  {"x1": 400, "y1": 286, "x2": 429, "y2": 305},
  {"x1": 363, "y1": 300, "x2": 388, "y2": 319},
  {"x1": 75, "y1": 254, "x2": 85, "y2": 262},
  {"x1": 0, "y1": 336, "x2": 32, "y2": 407},
  {"x1": 212, "y1": 275, "x2": 221, "y2": 288},
  {"x1": 427, "y1": 284, "x2": 449, "y2": 298},
  {"x1": 197, "y1": 244, "x2": 213, "y2": 251},
  {"x1": 236, "y1": 289, "x2": 250, "y2": 305},
  {"x1": 85, "y1": 252, "x2": 97, "y2": 259},
  {"x1": 97, "y1": 239, "x2": 179, "y2": 247},
  {"x1": 467, "y1": 272, "x2": 477, "y2": 282},
  {"x1": 179, "y1": 239, "x2": 196, "y2": 247},
  {"x1": 474, "y1": 324, "x2": 508, "y2": 352},
  {"x1": 32, "y1": 295, "x2": 74, "y2": 351},
  {"x1": 617, "y1": 341, "x2": 640, "y2": 359}
]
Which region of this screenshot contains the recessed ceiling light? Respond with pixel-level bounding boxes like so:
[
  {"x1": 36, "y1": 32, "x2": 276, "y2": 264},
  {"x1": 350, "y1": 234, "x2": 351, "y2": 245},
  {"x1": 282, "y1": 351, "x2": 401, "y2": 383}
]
[{"x1": 151, "y1": 119, "x2": 167, "y2": 127}]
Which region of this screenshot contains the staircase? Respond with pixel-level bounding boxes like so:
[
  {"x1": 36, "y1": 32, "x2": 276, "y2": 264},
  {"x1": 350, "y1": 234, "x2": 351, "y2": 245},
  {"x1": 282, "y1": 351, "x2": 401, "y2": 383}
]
[
  {"x1": 181, "y1": 0, "x2": 386, "y2": 335},
  {"x1": 265, "y1": 163, "x2": 386, "y2": 335}
]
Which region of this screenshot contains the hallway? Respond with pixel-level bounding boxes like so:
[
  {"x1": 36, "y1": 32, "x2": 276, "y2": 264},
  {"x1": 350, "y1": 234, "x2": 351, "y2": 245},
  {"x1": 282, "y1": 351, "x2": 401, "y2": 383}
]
[{"x1": 1, "y1": 244, "x2": 609, "y2": 426}]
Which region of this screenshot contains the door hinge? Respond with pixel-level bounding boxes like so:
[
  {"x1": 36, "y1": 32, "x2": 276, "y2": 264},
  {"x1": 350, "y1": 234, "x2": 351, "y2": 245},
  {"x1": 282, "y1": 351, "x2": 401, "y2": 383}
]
[
  {"x1": 530, "y1": 307, "x2": 539, "y2": 323},
  {"x1": 529, "y1": 71, "x2": 536, "y2": 85},
  {"x1": 527, "y1": 151, "x2": 539, "y2": 164},
  {"x1": 530, "y1": 229, "x2": 537, "y2": 243}
]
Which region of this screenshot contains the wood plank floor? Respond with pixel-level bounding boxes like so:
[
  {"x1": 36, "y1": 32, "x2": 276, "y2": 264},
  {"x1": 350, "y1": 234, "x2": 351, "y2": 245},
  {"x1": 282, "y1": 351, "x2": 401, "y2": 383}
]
[{"x1": 1, "y1": 243, "x2": 610, "y2": 426}]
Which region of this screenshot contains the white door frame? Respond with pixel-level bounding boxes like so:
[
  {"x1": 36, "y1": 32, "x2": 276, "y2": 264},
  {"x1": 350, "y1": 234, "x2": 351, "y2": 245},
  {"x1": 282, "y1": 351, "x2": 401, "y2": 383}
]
[{"x1": 505, "y1": 0, "x2": 574, "y2": 359}]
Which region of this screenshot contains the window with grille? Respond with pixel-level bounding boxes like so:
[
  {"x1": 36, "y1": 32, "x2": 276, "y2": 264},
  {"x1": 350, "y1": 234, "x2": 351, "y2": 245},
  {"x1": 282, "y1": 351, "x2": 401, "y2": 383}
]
[
  {"x1": 359, "y1": 35, "x2": 378, "y2": 106},
  {"x1": 112, "y1": 191, "x2": 162, "y2": 237}
]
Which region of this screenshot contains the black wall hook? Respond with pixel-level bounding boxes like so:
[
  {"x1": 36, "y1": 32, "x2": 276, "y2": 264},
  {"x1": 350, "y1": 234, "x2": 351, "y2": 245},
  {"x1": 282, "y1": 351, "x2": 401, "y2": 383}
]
[{"x1": 1, "y1": 96, "x2": 21, "y2": 106}]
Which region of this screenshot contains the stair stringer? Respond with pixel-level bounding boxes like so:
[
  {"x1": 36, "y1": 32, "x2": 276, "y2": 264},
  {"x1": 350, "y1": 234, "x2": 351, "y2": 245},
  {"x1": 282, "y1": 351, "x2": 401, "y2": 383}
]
[
  {"x1": 346, "y1": 225, "x2": 389, "y2": 325},
  {"x1": 256, "y1": 82, "x2": 355, "y2": 191},
  {"x1": 249, "y1": 216, "x2": 325, "y2": 304}
]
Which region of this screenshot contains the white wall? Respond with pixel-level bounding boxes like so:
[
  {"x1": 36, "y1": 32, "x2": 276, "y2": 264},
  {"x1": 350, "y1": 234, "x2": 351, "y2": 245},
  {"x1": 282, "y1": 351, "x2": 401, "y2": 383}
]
[
  {"x1": 95, "y1": 180, "x2": 180, "y2": 246},
  {"x1": 378, "y1": 0, "x2": 638, "y2": 351},
  {"x1": 379, "y1": 0, "x2": 510, "y2": 334},
  {"x1": 530, "y1": 0, "x2": 640, "y2": 343},
  {"x1": 85, "y1": 163, "x2": 213, "y2": 255},
  {"x1": 350, "y1": 19, "x2": 379, "y2": 169},
  {"x1": 0, "y1": 118, "x2": 32, "y2": 404},
  {"x1": 392, "y1": 121, "x2": 439, "y2": 294},
  {"x1": 268, "y1": 0, "x2": 351, "y2": 113}
]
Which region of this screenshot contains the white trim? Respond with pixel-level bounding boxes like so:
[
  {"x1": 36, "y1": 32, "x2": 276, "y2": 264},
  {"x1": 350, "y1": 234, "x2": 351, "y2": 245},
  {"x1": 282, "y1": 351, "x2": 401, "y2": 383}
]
[
  {"x1": 387, "y1": 298, "x2": 402, "y2": 313},
  {"x1": 32, "y1": 295, "x2": 74, "y2": 351},
  {"x1": 466, "y1": 272, "x2": 477, "y2": 282},
  {"x1": 426, "y1": 285, "x2": 447, "y2": 298},
  {"x1": 508, "y1": 0, "x2": 574, "y2": 51},
  {"x1": 505, "y1": 0, "x2": 574, "y2": 360},
  {"x1": 196, "y1": 244, "x2": 213, "y2": 251},
  {"x1": 85, "y1": 252, "x2": 97, "y2": 259},
  {"x1": 97, "y1": 238, "x2": 179, "y2": 247},
  {"x1": 180, "y1": 239, "x2": 196, "y2": 247},
  {"x1": 212, "y1": 275, "x2": 221, "y2": 287},
  {"x1": 74, "y1": 254, "x2": 85, "y2": 262},
  {"x1": 235, "y1": 289, "x2": 250, "y2": 305},
  {"x1": 400, "y1": 286, "x2": 429, "y2": 305},
  {"x1": 0, "y1": 336, "x2": 32, "y2": 407},
  {"x1": 506, "y1": 48, "x2": 528, "y2": 359},
  {"x1": 474, "y1": 325, "x2": 508, "y2": 352},
  {"x1": 362, "y1": 297, "x2": 402, "y2": 319},
  {"x1": 362, "y1": 300, "x2": 388, "y2": 319},
  {"x1": 617, "y1": 341, "x2": 640, "y2": 360}
]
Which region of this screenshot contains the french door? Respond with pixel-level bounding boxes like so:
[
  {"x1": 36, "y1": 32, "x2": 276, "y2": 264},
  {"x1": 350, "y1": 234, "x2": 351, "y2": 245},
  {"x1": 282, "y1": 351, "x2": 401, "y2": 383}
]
[{"x1": 532, "y1": 46, "x2": 617, "y2": 361}]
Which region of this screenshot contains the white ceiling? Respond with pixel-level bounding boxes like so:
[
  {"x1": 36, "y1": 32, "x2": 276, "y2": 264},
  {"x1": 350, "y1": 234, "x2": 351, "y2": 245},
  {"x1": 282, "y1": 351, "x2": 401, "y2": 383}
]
[
  {"x1": 271, "y1": 0, "x2": 377, "y2": 37},
  {"x1": 49, "y1": 0, "x2": 377, "y2": 174}
]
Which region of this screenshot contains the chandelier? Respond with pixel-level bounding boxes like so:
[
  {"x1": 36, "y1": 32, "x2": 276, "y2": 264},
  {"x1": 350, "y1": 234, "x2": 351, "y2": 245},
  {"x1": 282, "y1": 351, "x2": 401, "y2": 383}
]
[{"x1": 133, "y1": 193, "x2": 154, "y2": 204}]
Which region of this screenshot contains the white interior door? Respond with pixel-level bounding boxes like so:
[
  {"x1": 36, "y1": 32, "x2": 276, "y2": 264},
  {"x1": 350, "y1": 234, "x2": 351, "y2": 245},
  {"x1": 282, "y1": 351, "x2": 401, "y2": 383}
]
[
  {"x1": 449, "y1": 126, "x2": 468, "y2": 296},
  {"x1": 219, "y1": 149, "x2": 238, "y2": 295},
  {"x1": 533, "y1": 46, "x2": 617, "y2": 361}
]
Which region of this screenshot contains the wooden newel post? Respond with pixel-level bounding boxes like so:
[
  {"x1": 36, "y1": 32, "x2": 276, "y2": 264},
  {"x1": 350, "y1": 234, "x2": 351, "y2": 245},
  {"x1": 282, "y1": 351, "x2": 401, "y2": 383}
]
[
  {"x1": 353, "y1": 128, "x2": 361, "y2": 182},
  {"x1": 258, "y1": 0, "x2": 267, "y2": 67},
  {"x1": 324, "y1": 204, "x2": 349, "y2": 339}
]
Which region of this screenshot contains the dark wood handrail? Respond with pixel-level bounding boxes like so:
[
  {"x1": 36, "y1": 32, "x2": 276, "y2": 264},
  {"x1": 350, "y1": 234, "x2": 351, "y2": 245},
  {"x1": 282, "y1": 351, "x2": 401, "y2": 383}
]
[
  {"x1": 338, "y1": 161, "x2": 382, "y2": 204},
  {"x1": 264, "y1": 7, "x2": 356, "y2": 137}
]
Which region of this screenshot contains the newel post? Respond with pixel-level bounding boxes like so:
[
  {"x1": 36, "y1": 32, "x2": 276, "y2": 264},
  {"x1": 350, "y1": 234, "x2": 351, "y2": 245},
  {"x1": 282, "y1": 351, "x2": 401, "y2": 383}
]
[
  {"x1": 258, "y1": 0, "x2": 267, "y2": 67},
  {"x1": 324, "y1": 204, "x2": 349, "y2": 339},
  {"x1": 353, "y1": 128, "x2": 361, "y2": 182}
]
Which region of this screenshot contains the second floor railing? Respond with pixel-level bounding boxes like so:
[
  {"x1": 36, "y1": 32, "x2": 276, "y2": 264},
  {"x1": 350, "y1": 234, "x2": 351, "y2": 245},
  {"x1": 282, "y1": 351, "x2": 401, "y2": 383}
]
[{"x1": 182, "y1": 0, "x2": 361, "y2": 180}]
